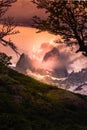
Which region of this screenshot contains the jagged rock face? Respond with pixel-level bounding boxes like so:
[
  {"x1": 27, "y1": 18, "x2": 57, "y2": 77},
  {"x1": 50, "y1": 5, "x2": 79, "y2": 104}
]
[
  {"x1": 43, "y1": 47, "x2": 60, "y2": 61},
  {"x1": 16, "y1": 53, "x2": 34, "y2": 74},
  {"x1": 42, "y1": 47, "x2": 68, "y2": 78},
  {"x1": 51, "y1": 67, "x2": 68, "y2": 78},
  {"x1": 57, "y1": 68, "x2": 87, "y2": 94},
  {"x1": 63, "y1": 68, "x2": 87, "y2": 87}
]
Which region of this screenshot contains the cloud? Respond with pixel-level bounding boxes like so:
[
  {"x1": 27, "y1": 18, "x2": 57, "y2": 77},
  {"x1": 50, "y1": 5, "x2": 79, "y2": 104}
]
[
  {"x1": 30, "y1": 42, "x2": 54, "y2": 69},
  {"x1": 56, "y1": 44, "x2": 87, "y2": 72},
  {"x1": 31, "y1": 42, "x2": 64, "y2": 71},
  {"x1": 37, "y1": 42, "x2": 87, "y2": 73}
]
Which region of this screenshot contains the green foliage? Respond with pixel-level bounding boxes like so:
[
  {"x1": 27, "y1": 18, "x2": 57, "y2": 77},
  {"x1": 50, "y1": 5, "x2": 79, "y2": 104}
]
[
  {"x1": 32, "y1": 0, "x2": 87, "y2": 56},
  {"x1": 0, "y1": 52, "x2": 12, "y2": 66},
  {"x1": 0, "y1": 62, "x2": 8, "y2": 74},
  {"x1": 0, "y1": 66, "x2": 87, "y2": 130}
]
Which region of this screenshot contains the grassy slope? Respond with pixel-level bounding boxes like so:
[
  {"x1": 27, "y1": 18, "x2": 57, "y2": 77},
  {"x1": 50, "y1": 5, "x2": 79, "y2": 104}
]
[{"x1": 0, "y1": 64, "x2": 87, "y2": 130}]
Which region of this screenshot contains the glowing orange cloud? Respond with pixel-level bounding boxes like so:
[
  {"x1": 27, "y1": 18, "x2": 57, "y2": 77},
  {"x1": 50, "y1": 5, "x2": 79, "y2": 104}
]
[{"x1": 0, "y1": 26, "x2": 57, "y2": 65}]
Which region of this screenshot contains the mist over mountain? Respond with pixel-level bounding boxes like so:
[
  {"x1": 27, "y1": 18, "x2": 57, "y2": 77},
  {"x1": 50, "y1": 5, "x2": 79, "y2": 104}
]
[
  {"x1": 43, "y1": 47, "x2": 60, "y2": 62},
  {"x1": 42, "y1": 47, "x2": 68, "y2": 78},
  {"x1": 66, "y1": 68, "x2": 87, "y2": 95},
  {"x1": 16, "y1": 53, "x2": 34, "y2": 74},
  {"x1": 63, "y1": 68, "x2": 87, "y2": 87},
  {"x1": 16, "y1": 48, "x2": 68, "y2": 78},
  {"x1": 15, "y1": 41, "x2": 87, "y2": 95},
  {"x1": 46, "y1": 68, "x2": 87, "y2": 95}
]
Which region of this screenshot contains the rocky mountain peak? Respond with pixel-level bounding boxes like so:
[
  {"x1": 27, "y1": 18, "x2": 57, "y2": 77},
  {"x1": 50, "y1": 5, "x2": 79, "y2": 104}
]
[
  {"x1": 43, "y1": 47, "x2": 60, "y2": 62},
  {"x1": 16, "y1": 53, "x2": 34, "y2": 74}
]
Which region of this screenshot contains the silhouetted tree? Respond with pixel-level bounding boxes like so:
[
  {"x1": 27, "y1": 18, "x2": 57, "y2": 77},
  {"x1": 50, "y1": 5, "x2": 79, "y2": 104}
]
[
  {"x1": 0, "y1": 0, "x2": 19, "y2": 54},
  {"x1": 0, "y1": 52, "x2": 12, "y2": 66},
  {"x1": 32, "y1": 0, "x2": 87, "y2": 56}
]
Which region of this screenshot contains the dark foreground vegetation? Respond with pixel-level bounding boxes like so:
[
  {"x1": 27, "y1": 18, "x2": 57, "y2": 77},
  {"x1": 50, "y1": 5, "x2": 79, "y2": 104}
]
[{"x1": 0, "y1": 63, "x2": 87, "y2": 130}]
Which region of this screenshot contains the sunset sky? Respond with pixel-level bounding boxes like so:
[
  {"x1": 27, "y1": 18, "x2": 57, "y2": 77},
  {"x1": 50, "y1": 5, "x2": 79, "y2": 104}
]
[
  {"x1": 0, "y1": 0, "x2": 87, "y2": 72},
  {"x1": 1, "y1": 0, "x2": 56, "y2": 62}
]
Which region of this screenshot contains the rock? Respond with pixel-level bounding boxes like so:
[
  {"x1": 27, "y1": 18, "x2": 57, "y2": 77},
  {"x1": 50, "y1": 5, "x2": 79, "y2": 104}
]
[
  {"x1": 16, "y1": 53, "x2": 34, "y2": 74},
  {"x1": 43, "y1": 47, "x2": 59, "y2": 61},
  {"x1": 51, "y1": 67, "x2": 68, "y2": 78},
  {"x1": 43, "y1": 47, "x2": 68, "y2": 78}
]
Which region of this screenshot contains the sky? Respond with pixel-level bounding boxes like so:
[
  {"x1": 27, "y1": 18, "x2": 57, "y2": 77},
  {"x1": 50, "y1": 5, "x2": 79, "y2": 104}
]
[
  {"x1": 0, "y1": 0, "x2": 87, "y2": 72},
  {"x1": 0, "y1": 0, "x2": 53, "y2": 61}
]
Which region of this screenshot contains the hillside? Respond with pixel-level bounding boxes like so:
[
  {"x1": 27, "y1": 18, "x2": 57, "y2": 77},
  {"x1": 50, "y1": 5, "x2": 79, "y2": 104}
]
[{"x1": 0, "y1": 63, "x2": 87, "y2": 130}]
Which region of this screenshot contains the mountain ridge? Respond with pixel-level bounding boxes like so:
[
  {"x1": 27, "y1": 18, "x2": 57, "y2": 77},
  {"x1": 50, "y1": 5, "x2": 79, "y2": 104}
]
[
  {"x1": 43, "y1": 47, "x2": 60, "y2": 62},
  {"x1": 0, "y1": 63, "x2": 87, "y2": 130}
]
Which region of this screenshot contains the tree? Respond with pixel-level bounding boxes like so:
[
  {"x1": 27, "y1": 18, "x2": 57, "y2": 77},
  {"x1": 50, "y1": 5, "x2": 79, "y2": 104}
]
[
  {"x1": 32, "y1": 0, "x2": 87, "y2": 56},
  {"x1": 0, "y1": 52, "x2": 12, "y2": 66},
  {"x1": 0, "y1": 0, "x2": 19, "y2": 54}
]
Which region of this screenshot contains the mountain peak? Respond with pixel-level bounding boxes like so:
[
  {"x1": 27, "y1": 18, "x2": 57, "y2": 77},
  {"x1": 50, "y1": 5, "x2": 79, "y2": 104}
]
[
  {"x1": 16, "y1": 53, "x2": 34, "y2": 74},
  {"x1": 43, "y1": 47, "x2": 59, "y2": 62}
]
